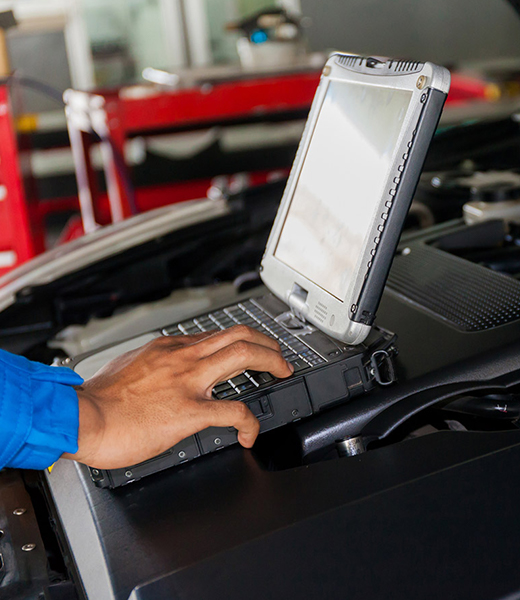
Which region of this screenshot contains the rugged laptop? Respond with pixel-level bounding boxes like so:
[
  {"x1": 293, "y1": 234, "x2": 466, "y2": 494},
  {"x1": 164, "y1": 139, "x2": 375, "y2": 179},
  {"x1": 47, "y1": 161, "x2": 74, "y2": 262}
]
[{"x1": 71, "y1": 53, "x2": 450, "y2": 487}]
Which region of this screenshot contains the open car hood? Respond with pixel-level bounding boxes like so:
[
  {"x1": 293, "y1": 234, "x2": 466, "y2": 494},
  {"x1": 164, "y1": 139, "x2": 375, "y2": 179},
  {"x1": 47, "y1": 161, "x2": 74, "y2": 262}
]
[{"x1": 0, "y1": 198, "x2": 229, "y2": 313}]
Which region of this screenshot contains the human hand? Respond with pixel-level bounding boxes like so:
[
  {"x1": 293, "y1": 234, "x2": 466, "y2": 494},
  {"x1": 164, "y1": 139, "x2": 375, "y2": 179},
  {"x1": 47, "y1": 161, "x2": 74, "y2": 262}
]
[{"x1": 62, "y1": 325, "x2": 293, "y2": 469}]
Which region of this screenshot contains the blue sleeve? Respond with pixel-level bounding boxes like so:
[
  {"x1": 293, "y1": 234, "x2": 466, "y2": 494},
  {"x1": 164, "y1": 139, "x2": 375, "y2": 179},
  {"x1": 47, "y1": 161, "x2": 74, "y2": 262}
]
[{"x1": 0, "y1": 349, "x2": 84, "y2": 470}]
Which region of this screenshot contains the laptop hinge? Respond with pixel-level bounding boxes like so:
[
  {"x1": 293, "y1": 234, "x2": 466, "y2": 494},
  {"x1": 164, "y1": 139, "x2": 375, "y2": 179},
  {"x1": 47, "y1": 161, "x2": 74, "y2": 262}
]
[
  {"x1": 289, "y1": 306, "x2": 306, "y2": 323},
  {"x1": 288, "y1": 284, "x2": 309, "y2": 322}
]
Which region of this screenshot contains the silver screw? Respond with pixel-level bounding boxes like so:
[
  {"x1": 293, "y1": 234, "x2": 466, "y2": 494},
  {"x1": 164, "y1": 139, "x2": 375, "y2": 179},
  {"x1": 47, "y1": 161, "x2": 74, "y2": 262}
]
[
  {"x1": 214, "y1": 438, "x2": 222, "y2": 446},
  {"x1": 416, "y1": 75, "x2": 426, "y2": 89},
  {"x1": 292, "y1": 409, "x2": 299, "y2": 417},
  {"x1": 178, "y1": 451, "x2": 186, "y2": 459},
  {"x1": 124, "y1": 470, "x2": 133, "y2": 478},
  {"x1": 13, "y1": 508, "x2": 26, "y2": 516},
  {"x1": 91, "y1": 469, "x2": 100, "y2": 476},
  {"x1": 22, "y1": 543, "x2": 36, "y2": 552}
]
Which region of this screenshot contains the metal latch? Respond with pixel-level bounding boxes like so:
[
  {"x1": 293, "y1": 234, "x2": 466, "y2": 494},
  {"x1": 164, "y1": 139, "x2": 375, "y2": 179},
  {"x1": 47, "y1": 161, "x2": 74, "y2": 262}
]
[{"x1": 369, "y1": 349, "x2": 396, "y2": 386}]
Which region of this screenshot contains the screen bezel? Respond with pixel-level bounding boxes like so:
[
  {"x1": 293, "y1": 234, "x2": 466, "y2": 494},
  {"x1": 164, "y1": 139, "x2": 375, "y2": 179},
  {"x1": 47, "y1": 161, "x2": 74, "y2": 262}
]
[{"x1": 260, "y1": 55, "x2": 448, "y2": 342}]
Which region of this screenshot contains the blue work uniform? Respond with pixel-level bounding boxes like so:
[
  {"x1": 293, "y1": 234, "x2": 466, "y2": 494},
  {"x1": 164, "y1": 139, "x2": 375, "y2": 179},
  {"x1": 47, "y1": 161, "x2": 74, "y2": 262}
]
[{"x1": 0, "y1": 349, "x2": 83, "y2": 470}]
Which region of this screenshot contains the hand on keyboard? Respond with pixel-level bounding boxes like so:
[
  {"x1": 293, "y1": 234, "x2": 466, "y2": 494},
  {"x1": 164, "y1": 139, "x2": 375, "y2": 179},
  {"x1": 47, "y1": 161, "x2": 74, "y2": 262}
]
[
  {"x1": 164, "y1": 301, "x2": 325, "y2": 398},
  {"x1": 64, "y1": 325, "x2": 294, "y2": 470}
]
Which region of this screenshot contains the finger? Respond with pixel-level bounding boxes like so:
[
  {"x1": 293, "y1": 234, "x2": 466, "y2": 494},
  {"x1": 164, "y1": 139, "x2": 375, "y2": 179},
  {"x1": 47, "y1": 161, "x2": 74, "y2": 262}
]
[
  {"x1": 200, "y1": 341, "x2": 293, "y2": 390},
  {"x1": 189, "y1": 324, "x2": 282, "y2": 357},
  {"x1": 156, "y1": 331, "x2": 217, "y2": 350},
  {"x1": 160, "y1": 330, "x2": 219, "y2": 346},
  {"x1": 197, "y1": 398, "x2": 260, "y2": 448}
]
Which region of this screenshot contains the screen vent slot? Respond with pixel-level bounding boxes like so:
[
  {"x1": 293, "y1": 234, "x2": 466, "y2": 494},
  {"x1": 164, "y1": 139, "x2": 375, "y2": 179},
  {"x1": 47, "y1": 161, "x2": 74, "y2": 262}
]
[
  {"x1": 314, "y1": 302, "x2": 328, "y2": 323},
  {"x1": 336, "y1": 55, "x2": 362, "y2": 69},
  {"x1": 389, "y1": 60, "x2": 422, "y2": 73}
]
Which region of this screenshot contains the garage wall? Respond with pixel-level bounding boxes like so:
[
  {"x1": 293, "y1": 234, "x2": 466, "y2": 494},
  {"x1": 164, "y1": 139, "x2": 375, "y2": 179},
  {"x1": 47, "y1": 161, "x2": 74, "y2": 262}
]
[
  {"x1": 8, "y1": 29, "x2": 72, "y2": 113},
  {"x1": 301, "y1": 0, "x2": 520, "y2": 64}
]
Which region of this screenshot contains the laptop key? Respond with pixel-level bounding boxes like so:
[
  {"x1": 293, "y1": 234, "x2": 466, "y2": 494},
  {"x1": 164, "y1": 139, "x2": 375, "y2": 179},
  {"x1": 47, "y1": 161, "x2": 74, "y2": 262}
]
[
  {"x1": 270, "y1": 326, "x2": 285, "y2": 335},
  {"x1": 290, "y1": 358, "x2": 310, "y2": 373},
  {"x1": 220, "y1": 319, "x2": 235, "y2": 328},
  {"x1": 197, "y1": 321, "x2": 214, "y2": 330},
  {"x1": 310, "y1": 357, "x2": 325, "y2": 365},
  {"x1": 214, "y1": 388, "x2": 238, "y2": 399},
  {"x1": 291, "y1": 343, "x2": 308, "y2": 353},
  {"x1": 162, "y1": 326, "x2": 181, "y2": 335},
  {"x1": 235, "y1": 381, "x2": 255, "y2": 393},
  {"x1": 249, "y1": 371, "x2": 274, "y2": 385},
  {"x1": 280, "y1": 333, "x2": 296, "y2": 342},
  {"x1": 213, "y1": 382, "x2": 233, "y2": 393},
  {"x1": 230, "y1": 374, "x2": 250, "y2": 386},
  {"x1": 185, "y1": 324, "x2": 202, "y2": 333}
]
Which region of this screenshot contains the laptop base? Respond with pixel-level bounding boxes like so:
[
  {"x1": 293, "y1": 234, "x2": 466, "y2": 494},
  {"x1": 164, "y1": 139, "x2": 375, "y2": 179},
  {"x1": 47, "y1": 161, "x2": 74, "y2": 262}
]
[{"x1": 89, "y1": 294, "x2": 396, "y2": 488}]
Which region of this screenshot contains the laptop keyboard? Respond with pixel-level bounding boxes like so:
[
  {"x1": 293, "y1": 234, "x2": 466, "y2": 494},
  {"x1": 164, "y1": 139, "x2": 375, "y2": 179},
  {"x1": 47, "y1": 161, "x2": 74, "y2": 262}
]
[{"x1": 162, "y1": 300, "x2": 325, "y2": 399}]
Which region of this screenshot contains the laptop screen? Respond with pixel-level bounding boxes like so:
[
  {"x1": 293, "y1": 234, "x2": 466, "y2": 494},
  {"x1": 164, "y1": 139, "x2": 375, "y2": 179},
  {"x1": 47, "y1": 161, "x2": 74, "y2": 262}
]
[{"x1": 274, "y1": 79, "x2": 412, "y2": 301}]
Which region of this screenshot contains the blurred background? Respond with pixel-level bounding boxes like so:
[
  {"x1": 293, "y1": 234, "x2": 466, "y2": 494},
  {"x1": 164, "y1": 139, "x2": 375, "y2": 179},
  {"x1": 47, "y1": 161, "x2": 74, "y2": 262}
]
[
  {"x1": 4, "y1": 0, "x2": 519, "y2": 101},
  {"x1": 0, "y1": 0, "x2": 520, "y2": 275}
]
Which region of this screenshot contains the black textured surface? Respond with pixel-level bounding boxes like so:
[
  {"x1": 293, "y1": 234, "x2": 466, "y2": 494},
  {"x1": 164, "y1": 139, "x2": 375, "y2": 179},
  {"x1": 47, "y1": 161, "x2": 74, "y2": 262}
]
[
  {"x1": 387, "y1": 243, "x2": 520, "y2": 331},
  {"x1": 132, "y1": 432, "x2": 520, "y2": 600},
  {"x1": 55, "y1": 429, "x2": 520, "y2": 600}
]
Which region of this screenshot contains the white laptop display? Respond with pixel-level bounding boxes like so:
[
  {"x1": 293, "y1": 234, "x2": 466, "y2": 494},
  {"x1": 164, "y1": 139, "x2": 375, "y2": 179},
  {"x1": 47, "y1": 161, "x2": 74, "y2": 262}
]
[{"x1": 261, "y1": 54, "x2": 450, "y2": 344}]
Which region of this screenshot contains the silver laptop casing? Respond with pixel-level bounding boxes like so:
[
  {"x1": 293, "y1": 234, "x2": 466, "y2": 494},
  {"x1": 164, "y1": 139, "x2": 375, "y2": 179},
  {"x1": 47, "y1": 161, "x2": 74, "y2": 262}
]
[{"x1": 260, "y1": 54, "x2": 450, "y2": 344}]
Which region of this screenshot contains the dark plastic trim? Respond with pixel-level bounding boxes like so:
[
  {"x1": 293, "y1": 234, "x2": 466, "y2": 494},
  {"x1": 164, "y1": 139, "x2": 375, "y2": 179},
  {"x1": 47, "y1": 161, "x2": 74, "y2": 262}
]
[{"x1": 361, "y1": 369, "x2": 520, "y2": 445}]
